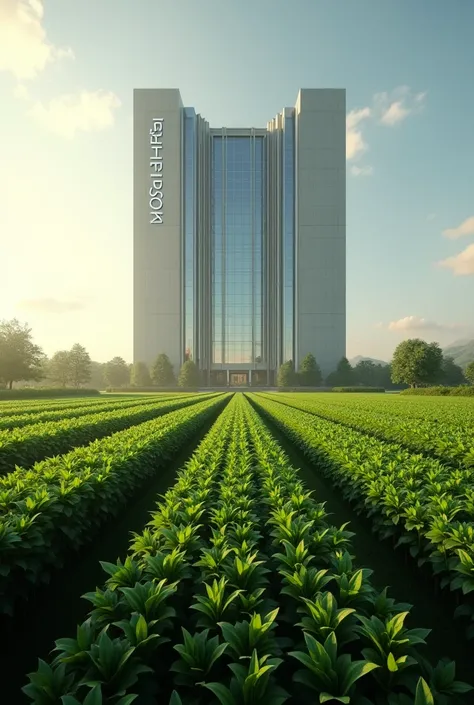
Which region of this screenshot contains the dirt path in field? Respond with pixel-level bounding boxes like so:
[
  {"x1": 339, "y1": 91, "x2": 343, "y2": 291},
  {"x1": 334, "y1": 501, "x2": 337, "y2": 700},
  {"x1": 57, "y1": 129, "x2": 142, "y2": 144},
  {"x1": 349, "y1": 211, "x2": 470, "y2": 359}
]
[
  {"x1": 0, "y1": 409, "x2": 223, "y2": 704},
  {"x1": 252, "y1": 401, "x2": 474, "y2": 691}
]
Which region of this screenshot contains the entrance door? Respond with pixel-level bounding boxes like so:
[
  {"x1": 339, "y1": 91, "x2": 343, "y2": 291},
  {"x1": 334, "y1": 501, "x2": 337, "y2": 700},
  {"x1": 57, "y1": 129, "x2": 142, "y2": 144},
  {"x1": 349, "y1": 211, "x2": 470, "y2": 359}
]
[{"x1": 230, "y1": 373, "x2": 248, "y2": 386}]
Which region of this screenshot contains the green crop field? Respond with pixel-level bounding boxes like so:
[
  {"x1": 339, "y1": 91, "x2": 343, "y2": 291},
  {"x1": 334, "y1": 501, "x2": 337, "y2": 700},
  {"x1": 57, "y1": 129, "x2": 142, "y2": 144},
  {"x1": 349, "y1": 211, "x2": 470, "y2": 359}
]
[{"x1": 1, "y1": 392, "x2": 474, "y2": 705}]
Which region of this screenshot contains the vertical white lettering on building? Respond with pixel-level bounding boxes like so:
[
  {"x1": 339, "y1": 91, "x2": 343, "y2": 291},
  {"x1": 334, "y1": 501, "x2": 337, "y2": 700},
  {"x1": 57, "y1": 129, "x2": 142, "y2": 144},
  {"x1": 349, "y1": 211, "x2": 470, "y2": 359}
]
[{"x1": 149, "y1": 118, "x2": 164, "y2": 224}]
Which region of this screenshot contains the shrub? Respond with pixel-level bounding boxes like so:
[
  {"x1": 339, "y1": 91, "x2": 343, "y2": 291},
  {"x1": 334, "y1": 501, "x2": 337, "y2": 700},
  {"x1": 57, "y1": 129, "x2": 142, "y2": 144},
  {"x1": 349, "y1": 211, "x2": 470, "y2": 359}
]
[
  {"x1": 331, "y1": 387, "x2": 385, "y2": 393},
  {"x1": 400, "y1": 385, "x2": 474, "y2": 396},
  {"x1": 105, "y1": 387, "x2": 194, "y2": 393}
]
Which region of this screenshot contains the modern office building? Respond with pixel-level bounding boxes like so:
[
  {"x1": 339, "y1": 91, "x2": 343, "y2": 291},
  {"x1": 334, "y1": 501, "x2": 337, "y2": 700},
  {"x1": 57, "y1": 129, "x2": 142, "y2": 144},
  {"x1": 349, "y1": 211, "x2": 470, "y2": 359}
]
[{"x1": 133, "y1": 88, "x2": 346, "y2": 386}]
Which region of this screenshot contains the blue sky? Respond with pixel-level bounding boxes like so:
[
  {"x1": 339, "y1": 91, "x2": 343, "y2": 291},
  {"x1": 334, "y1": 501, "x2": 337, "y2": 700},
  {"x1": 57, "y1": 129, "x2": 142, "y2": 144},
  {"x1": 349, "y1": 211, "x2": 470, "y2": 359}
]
[{"x1": 1, "y1": 0, "x2": 473, "y2": 363}]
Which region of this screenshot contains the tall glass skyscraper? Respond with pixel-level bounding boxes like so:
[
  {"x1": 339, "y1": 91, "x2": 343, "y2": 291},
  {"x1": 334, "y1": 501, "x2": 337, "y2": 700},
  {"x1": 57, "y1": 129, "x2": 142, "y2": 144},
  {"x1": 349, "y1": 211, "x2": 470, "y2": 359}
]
[{"x1": 134, "y1": 89, "x2": 346, "y2": 386}]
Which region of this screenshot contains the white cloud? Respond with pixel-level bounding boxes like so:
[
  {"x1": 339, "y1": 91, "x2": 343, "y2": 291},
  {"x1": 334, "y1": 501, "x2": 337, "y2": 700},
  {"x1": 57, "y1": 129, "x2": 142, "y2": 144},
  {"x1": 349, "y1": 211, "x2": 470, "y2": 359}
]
[
  {"x1": 442, "y1": 216, "x2": 474, "y2": 240},
  {"x1": 17, "y1": 298, "x2": 88, "y2": 314},
  {"x1": 346, "y1": 107, "x2": 371, "y2": 160},
  {"x1": 29, "y1": 90, "x2": 122, "y2": 138},
  {"x1": 0, "y1": 0, "x2": 73, "y2": 81},
  {"x1": 350, "y1": 165, "x2": 373, "y2": 177},
  {"x1": 388, "y1": 316, "x2": 458, "y2": 332},
  {"x1": 345, "y1": 86, "x2": 425, "y2": 172},
  {"x1": 438, "y1": 244, "x2": 474, "y2": 276},
  {"x1": 373, "y1": 86, "x2": 426, "y2": 126}
]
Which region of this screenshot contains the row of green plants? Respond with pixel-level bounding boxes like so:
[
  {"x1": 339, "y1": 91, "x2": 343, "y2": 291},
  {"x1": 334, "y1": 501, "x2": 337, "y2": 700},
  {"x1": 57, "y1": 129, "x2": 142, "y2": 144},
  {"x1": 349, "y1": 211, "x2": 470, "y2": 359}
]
[
  {"x1": 301, "y1": 394, "x2": 474, "y2": 424},
  {"x1": 400, "y1": 387, "x2": 474, "y2": 397},
  {"x1": 23, "y1": 395, "x2": 471, "y2": 704},
  {"x1": 272, "y1": 390, "x2": 474, "y2": 426},
  {"x1": 0, "y1": 394, "x2": 184, "y2": 431},
  {"x1": 270, "y1": 392, "x2": 474, "y2": 423},
  {"x1": 0, "y1": 392, "x2": 184, "y2": 417},
  {"x1": 250, "y1": 393, "x2": 474, "y2": 640},
  {"x1": 0, "y1": 393, "x2": 213, "y2": 475},
  {"x1": 22, "y1": 391, "x2": 239, "y2": 703},
  {"x1": 0, "y1": 397, "x2": 107, "y2": 413},
  {"x1": 0, "y1": 394, "x2": 229, "y2": 615},
  {"x1": 266, "y1": 393, "x2": 474, "y2": 470},
  {"x1": 0, "y1": 388, "x2": 101, "y2": 400}
]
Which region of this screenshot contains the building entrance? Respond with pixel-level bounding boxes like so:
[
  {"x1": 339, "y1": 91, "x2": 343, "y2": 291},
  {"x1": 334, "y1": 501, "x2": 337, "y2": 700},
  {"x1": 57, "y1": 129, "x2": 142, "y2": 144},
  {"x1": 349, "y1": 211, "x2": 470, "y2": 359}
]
[{"x1": 230, "y1": 373, "x2": 248, "y2": 386}]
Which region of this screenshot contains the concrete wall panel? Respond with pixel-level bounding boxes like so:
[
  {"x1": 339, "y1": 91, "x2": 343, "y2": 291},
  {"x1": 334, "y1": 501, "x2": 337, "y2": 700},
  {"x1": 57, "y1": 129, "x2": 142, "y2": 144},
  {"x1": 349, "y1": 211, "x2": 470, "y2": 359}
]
[
  {"x1": 295, "y1": 89, "x2": 346, "y2": 376},
  {"x1": 296, "y1": 88, "x2": 346, "y2": 113},
  {"x1": 298, "y1": 147, "x2": 345, "y2": 171},
  {"x1": 133, "y1": 89, "x2": 183, "y2": 370}
]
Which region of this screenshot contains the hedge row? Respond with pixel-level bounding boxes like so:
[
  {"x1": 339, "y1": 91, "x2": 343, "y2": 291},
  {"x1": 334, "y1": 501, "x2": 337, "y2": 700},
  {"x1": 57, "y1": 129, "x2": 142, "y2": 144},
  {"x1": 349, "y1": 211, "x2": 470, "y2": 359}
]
[
  {"x1": 0, "y1": 388, "x2": 100, "y2": 400},
  {"x1": 331, "y1": 386, "x2": 386, "y2": 393},
  {"x1": 400, "y1": 385, "x2": 474, "y2": 396},
  {"x1": 105, "y1": 386, "x2": 200, "y2": 393}
]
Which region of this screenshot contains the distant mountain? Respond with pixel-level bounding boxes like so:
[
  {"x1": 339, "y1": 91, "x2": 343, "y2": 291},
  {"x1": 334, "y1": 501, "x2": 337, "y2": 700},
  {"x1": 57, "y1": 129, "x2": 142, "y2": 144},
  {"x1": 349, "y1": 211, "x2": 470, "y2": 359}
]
[
  {"x1": 443, "y1": 339, "x2": 474, "y2": 369},
  {"x1": 349, "y1": 355, "x2": 388, "y2": 367}
]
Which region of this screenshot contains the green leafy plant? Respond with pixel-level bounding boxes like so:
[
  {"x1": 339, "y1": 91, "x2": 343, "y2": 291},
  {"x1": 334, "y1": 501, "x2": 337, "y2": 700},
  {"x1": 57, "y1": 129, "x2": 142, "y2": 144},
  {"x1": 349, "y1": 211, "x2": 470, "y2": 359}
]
[
  {"x1": 218, "y1": 610, "x2": 280, "y2": 659},
  {"x1": 222, "y1": 551, "x2": 270, "y2": 592},
  {"x1": 143, "y1": 548, "x2": 192, "y2": 583},
  {"x1": 170, "y1": 628, "x2": 228, "y2": 686},
  {"x1": 202, "y1": 649, "x2": 289, "y2": 705},
  {"x1": 191, "y1": 577, "x2": 243, "y2": 629},
  {"x1": 280, "y1": 565, "x2": 332, "y2": 602},
  {"x1": 22, "y1": 660, "x2": 77, "y2": 704},
  {"x1": 290, "y1": 631, "x2": 379, "y2": 702},
  {"x1": 100, "y1": 557, "x2": 143, "y2": 591},
  {"x1": 113, "y1": 612, "x2": 169, "y2": 650},
  {"x1": 118, "y1": 579, "x2": 177, "y2": 628},
  {"x1": 297, "y1": 591, "x2": 358, "y2": 646},
  {"x1": 61, "y1": 685, "x2": 138, "y2": 705},
  {"x1": 355, "y1": 612, "x2": 430, "y2": 688},
  {"x1": 79, "y1": 630, "x2": 152, "y2": 696}
]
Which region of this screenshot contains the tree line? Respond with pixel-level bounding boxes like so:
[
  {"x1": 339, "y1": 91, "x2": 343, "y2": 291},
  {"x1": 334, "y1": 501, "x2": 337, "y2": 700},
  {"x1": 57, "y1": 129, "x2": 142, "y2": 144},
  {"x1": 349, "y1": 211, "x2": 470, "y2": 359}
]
[
  {"x1": 0, "y1": 319, "x2": 201, "y2": 389},
  {"x1": 1, "y1": 319, "x2": 473, "y2": 390},
  {"x1": 277, "y1": 339, "x2": 474, "y2": 388}
]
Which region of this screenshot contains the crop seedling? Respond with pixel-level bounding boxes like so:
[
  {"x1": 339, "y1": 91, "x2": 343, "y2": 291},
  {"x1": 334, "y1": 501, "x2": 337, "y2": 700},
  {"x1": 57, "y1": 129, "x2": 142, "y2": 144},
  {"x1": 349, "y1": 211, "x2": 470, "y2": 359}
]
[
  {"x1": 218, "y1": 609, "x2": 281, "y2": 659},
  {"x1": 297, "y1": 591, "x2": 359, "y2": 647},
  {"x1": 290, "y1": 631, "x2": 379, "y2": 703},
  {"x1": 170, "y1": 628, "x2": 228, "y2": 686},
  {"x1": 202, "y1": 649, "x2": 289, "y2": 705},
  {"x1": 355, "y1": 612, "x2": 430, "y2": 689},
  {"x1": 191, "y1": 577, "x2": 243, "y2": 629}
]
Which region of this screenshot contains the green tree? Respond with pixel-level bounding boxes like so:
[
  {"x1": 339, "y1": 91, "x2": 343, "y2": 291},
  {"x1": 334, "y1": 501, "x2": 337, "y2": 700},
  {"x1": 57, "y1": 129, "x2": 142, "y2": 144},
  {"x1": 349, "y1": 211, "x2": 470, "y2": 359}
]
[
  {"x1": 68, "y1": 344, "x2": 91, "y2": 387},
  {"x1": 391, "y1": 338, "x2": 443, "y2": 388},
  {"x1": 440, "y1": 356, "x2": 466, "y2": 386},
  {"x1": 0, "y1": 319, "x2": 45, "y2": 389},
  {"x1": 465, "y1": 361, "x2": 474, "y2": 385},
  {"x1": 277, "y1": 360, "x2": 296, "y2": 388},
  {"x1": 178, "y1": 360, "x2": 200, "y2": 388},
  {"x1": 299, "y1": 353, "x2": 322, "y2": 386},
  {"x1": 151, "y1": 353, "x2": 175, "y2": 386},
  {"x1": 354, "y1": 359, "x2": 378, "y2": 386},
  {"x1": 326, "y1": 356, "x2": 354, "y2": 387},
  {"x1": 130, "y1": 361, "x2": 151, "y2": 387},
  {"x1": 103, "y1": 356, "x2": 129, "y2": 387},
  {"x1": 48, "y1": 350, "x2": 71, "y2": 387},
  {"x1": 89, "y1": 361, "x2": 105, "y2": 390}
]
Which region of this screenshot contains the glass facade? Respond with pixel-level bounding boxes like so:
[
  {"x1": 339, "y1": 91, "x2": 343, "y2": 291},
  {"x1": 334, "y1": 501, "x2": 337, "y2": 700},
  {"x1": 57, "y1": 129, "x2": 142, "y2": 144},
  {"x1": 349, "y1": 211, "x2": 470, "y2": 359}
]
[
  {"x1": 282, "y1": 114, "x2": 295, "y2": 362},
  {"x1": 181, "y1": 117, "x2": 296, "y2": 374},
  {"x1": 183, "y1": 109, "x2": 196, "y2": 360},
  {"x1": 211, "y1": 136, "x2": 265, "y2": 364}
]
